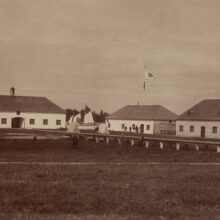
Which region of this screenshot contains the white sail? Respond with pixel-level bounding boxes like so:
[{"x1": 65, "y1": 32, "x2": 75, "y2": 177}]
[{"x1": 84, "y1": 111, "x2": 94, "y2": 123}]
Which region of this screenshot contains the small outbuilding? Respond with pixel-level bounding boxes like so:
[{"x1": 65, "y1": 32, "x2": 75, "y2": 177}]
[
  {"x1": 177, "y1": 99, "x2": 220, "y2": 139},
  {"x1": 0, "y1": 93, "x2": 65, "y2": 129},
  {"x1": 106, "y1": 105, "x2": 177, "y2": 135}
]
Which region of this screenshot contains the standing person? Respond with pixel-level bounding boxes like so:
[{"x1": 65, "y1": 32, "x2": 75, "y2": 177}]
[{"x1": 136, "y1": 126, "x2": 139, "y2": 133}]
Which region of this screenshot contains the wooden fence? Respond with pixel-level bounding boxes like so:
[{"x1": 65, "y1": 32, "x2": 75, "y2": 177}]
[
  {"x1": 77, "y1": 132, "x2": 220, "y2": 153},
  {"x1": 34, "y1": 129, "x2": 220, "y2": 153}
]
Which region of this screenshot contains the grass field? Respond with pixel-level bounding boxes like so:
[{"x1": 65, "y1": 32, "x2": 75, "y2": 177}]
[
  {"x1": 0, "y1": 138, "x2": 220, "y2": 163},
  {"x1": 0, "y1": 138, "x2": 220, "y2": 219}
]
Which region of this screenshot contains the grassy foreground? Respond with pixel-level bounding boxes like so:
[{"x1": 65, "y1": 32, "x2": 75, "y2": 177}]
[
  {"x1": 0, "y1": 138, "x2": 219, "y2": 163},
  {"x1": 0, "y1": 139, "x2": 220, "y2": 219},
  {"x1": 0, "y1": 164, "x2": 220, "y2": 219}
]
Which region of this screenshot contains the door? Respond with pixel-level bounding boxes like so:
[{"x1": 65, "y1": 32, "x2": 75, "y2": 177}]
[
  {"x1": 11, "y1": 117, "x2": 24, "y2": 128},
  {"x1": 201, "y1": 126, "x2": 205, "y2": 138},
  {"x1": 140, "y1": 124, "x2": 144, "y2": 133}
]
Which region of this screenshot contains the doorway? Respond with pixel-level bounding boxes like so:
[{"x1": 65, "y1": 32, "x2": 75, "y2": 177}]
[
  {"x1": 11, "y1": 117, "x2": 25, "y2": 128},
  {"x1": 201, "y1": 126, "x2": 205, "y2": 138},
  {"x1": 140, "y1": 124, "x2": 144, "y2": 133}
]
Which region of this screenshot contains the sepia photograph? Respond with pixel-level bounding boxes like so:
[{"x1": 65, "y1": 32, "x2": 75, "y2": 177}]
[{"x1": 0, "y1": 0, "x2": 220, "y2": 219}]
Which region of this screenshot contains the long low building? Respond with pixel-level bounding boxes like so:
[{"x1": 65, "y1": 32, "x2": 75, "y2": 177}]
[
  {"x1": 177, "y1": 99, "x2": 220, "y2": 139},
  {"x1": 106, "y1": 105, "x2": 177, "y2": 135},
  {"x1": 0, "y1": 94, "x2": 65, "y2": 129}
]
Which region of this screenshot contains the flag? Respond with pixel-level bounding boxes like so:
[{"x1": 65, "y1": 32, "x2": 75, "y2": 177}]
[
  {"x1": 144, "y1": 66, "x2": 155, "y2": 79},
  {"x1": 143, "y1": 66, "x2": 156, "y2": 90},
  {"x1": 147, "y1": 72, "x2": 154, "y2": 78}
]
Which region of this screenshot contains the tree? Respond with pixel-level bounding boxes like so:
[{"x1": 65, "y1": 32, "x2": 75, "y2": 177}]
[
  {"x1": 92, "y1": 110, "x2": 109, "y2": 123},
  {"x1": 65, "y1": 109, "x2": 79, "y2": 122}
]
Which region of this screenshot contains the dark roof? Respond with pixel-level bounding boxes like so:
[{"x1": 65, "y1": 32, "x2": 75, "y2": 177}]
[
  {"x1": 0, "y1": 95, "x2": 65, "y2": 114},
  {"x1": 107, "y1": 105, "x2": 177, "y2": 121},
  {"x1": 178, "y1": 99, "x2": 220, "y2": 121}
]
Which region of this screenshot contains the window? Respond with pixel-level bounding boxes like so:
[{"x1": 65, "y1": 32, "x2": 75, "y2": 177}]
[
  {"x1": 179, "y1": 125, "x2": 184, "y2": 132},
  {"x1": 121, "y1": 124, "x2": 125, "y2": 129},
  {"x1": 16, "y1": 111, "x2": 20, "y2": 115},
  {"x1": 30, "y1": 119, "x2": 35, "y2": 125},
  {"x1": 212, "y1": 126, "x2": 217, "y2": 134},
  {"x1": 190, "y1": 125, "x2": 194, "y2": 132},
  {"x1": 1, "y1": 118, "x2": 7, "y2": 124},
  {"x1": 43, "y1": 119, "x2": 48, "y2": 125},
  {"x1": 56, "y1": 120, "x2": 61, "y2": 125},
  {"x1": 146, "y1": 125, "x2": 150, "y2": 130}
]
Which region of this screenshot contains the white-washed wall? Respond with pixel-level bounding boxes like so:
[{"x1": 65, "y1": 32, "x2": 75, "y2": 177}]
[
  {"x1": 107, "y1": 119, "x2": 154, "y2": 134},
  {"x1": 176, "y1": 120, "x2": 220, "y2": 139},
  {"x1": 0, "y1": 112, "x2": 65, "y2": 129}
]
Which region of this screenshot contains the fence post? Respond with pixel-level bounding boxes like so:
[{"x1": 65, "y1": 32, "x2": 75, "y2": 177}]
[
  {"x1": 145, "y1": 140, "x2": 149, "y2": 148},
  {"x1": 176, "y1": 143, "x2": 180, "y2": 151},
  {"x1": 95, "y1": 137, "x2": 99, "y2": 143},
  {"x1": 195, "y1": 144, "x2": 199, "y2": 151},
  {"x1": 217, "y1": 145, "x2": 220, "y2": 153},
  {"x1": 160, "y1": 141, "x2": 164, "y2": 150},
  {"x1": 130, "y1": 139, "x2": 135, "y2": 146},
  {"x1": 33, "y1": 134, "x2": 37, "y2": 143},
  {"x1": 106, "y1": 137, "x2": 109, "y2": 144},
  {"x1": 118, "y1": 138, "x2": 121, "y2": 145}
]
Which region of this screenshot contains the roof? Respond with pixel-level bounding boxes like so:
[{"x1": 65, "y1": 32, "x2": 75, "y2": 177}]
[
  {"x1": 0, "y1": 95, "x2": 65, "y2": 114},
  {"x1": 107, "y1": 105, "x2": 177, "y2": 121},
  {"x1": 178, "y1": 99, "x2": 220, "y2": 121}
]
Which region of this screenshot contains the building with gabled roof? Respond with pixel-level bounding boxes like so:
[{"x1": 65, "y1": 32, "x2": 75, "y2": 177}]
[
  {"x1": 177, "y1": 99, "x2": 220, "y2": 139},
  {"x1": 0, "y1": 92, "x2": 65, "y2": 129},
  {"x1": 106, "y1": 105, "x2": 177, "y2": 135}
]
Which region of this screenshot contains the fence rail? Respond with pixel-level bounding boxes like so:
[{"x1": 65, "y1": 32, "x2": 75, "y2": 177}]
[
  {"x1": 76, "y1": 132, "x2": 220, "y2": 153},
  {"x1": 34, "y1": 129, "x2": 220, "y2": 153}
]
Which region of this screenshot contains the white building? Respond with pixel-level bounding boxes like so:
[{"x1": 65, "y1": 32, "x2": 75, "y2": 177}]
[
  {"x1": 177, "y1": 99, "x2": 220, "y2": 139},
  {"x1": 106, "y1": 105, "x2": 177, "y2": 135},
  {"x1": 0, "y1": 94, "x2": 65, "y2": 129}
]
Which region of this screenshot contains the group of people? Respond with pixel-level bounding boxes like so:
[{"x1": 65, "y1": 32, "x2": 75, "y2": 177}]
[{"x1": 123, "y1": 125, "x2": 143, "y2": 133}]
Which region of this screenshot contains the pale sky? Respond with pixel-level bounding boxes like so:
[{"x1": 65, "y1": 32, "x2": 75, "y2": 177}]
[{"x1": 0, "y1": 0, "x2": 220, "y2": 114}]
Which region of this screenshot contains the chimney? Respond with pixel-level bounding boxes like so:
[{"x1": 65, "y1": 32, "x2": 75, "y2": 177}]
[{"x1": 10, "y1": 87, "x2": 15, "y2": 96}]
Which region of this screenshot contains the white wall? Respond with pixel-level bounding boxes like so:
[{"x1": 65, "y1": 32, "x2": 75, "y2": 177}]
[
  {"x1": 107, "y1": 119, "x2": 154, "y2": 134},
  {"x1": 176, "y1": 120, "x2": 220, "y2": 139},
  {"x1": 0, "y1": 112, "x2": 65, "y2": 129}
]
